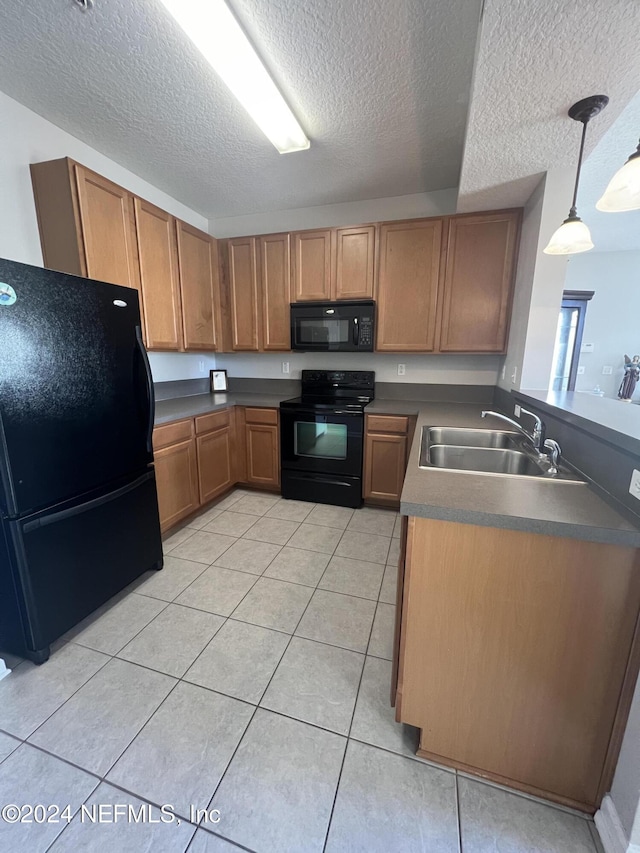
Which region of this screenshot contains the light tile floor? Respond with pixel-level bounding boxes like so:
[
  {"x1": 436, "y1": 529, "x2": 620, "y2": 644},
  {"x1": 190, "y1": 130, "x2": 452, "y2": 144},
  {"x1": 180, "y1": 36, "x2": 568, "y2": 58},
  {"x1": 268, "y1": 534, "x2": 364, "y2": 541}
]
[{"x1": 0, "y1": 488, "x2": 603, "y2": 853}]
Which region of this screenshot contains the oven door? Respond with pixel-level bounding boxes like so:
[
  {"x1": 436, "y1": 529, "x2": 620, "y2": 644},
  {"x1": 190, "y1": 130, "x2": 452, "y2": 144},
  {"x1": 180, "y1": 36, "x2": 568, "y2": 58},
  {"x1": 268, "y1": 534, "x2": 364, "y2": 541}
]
[{"x1": 280, "y1": 408, "x2": 363, "y2": 477}]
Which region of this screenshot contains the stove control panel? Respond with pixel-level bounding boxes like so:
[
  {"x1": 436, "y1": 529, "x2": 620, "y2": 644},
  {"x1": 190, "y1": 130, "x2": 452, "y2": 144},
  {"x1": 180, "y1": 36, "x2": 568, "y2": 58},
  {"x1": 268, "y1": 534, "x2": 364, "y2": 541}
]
[{"x1": 300, "y1": 370, "x2": 375, "y2": 393}]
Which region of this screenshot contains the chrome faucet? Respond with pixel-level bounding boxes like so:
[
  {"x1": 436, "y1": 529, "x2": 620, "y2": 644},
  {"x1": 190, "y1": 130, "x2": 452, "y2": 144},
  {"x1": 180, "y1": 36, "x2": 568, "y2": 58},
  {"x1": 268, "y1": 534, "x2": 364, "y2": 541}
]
[
  {"x1": 481, "y1": 408, "x2": 546, "y2": 455},
  {"x1": 543, "y1": 439, "x2": 561, "y2": 474}
]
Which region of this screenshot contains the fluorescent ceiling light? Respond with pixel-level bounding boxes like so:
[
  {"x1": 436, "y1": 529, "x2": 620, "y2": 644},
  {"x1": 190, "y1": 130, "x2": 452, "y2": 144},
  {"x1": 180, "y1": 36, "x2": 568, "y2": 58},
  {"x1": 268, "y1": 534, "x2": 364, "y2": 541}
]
[{"x1": 158, "y1": 0, "x2": 310, "y2": 154}]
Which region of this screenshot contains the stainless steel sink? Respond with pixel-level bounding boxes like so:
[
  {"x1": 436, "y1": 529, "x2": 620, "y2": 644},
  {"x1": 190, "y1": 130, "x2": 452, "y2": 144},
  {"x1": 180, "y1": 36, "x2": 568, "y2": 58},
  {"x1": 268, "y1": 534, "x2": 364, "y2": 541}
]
[
  {"x1": 427, "y1": 427, "x2": 520, "y2": 449},
  {"x1": 418, "y1": 426, "x2": 585, "y2": 482},
  {"x1": 428, "y1": 445, "x2": 544, "y2": 476}
]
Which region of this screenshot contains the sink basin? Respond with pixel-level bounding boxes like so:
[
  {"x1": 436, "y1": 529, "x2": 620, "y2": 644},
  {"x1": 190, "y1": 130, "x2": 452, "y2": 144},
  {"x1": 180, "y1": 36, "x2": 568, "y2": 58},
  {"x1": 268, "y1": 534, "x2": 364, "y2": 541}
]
[
  {"x1": 427, "y1": 427, "x2": 520, "y2": 449},
  {"x1": 428, "y1": 445, "x2": 544, "y2": 476},
  {"x1": 418, "y1": 426, "x2": 585, "y2": 482}
]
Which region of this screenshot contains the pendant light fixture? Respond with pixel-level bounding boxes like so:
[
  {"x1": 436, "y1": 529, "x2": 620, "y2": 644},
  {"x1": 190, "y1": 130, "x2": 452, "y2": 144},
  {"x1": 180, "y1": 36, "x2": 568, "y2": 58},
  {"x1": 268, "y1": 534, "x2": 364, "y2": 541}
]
[
  {"x1": 544, "y1": 95, "x2": 609, "y2": 255},
  {"x1": 596, "y1": 138, "x2": 640, "y2": 212}
]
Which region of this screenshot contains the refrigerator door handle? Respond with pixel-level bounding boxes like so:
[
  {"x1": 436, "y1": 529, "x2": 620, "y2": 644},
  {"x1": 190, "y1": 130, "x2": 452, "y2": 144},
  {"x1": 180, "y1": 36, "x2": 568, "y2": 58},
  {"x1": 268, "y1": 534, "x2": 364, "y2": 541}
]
[
  {"x1": 135, "y1": 326, "x2": 155, "y2": 454},
  {"x1": 22, "y1": 471, "x2": 155, "y2": 533}
]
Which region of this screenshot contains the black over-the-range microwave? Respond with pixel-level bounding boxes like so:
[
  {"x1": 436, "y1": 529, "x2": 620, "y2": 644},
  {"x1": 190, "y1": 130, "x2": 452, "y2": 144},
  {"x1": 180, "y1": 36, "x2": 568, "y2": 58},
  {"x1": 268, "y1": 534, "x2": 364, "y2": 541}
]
[{"x1": 290, "y1": 300, "x2": 375, "y2": 352}]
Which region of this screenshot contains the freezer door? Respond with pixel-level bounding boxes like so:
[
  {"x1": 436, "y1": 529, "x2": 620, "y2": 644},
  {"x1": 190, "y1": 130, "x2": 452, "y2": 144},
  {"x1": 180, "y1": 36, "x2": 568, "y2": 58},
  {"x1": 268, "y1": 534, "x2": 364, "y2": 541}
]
[
  {"x1": 0, "y1": 470, "x2": 162, "y2": 659},
  {"x1": 0, "y1": 259, "x2": 154, "y2": 517}
]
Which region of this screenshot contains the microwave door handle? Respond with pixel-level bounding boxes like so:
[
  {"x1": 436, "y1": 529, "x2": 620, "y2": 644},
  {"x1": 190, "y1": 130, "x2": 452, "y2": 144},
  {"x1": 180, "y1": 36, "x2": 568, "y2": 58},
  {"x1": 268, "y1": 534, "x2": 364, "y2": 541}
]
[{"x1": 353, "y1": 318, "x2": 359, "y2": 346}]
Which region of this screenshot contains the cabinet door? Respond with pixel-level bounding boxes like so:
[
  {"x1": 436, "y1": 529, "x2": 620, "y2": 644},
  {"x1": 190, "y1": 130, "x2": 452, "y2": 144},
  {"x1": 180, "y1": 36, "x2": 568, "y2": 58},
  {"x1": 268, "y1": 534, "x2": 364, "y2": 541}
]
[
  {"x1": 176, "y1": 221, "x2": 220, "y2": 351},
  {"x1": 439, "y1": 211, "x2": 520, "y2": 353},
  {"x1": 291, "y1": 230, "x2": 333, "y2": 301},
  {"x1": 246, "y1": 424, "x2": 280, "y2": 488},
  {"x1": 228, "y1": 237, "x2": 259, "y2": 351},
  {"x1": 154, "y1": 438, "x2": 199, "y2": 532},
  {"x1": 197, "y1": 427, "x2": 234, "y2": 504},
  {"x1": 134, "y1": 198, "x2": 183, "y2": 350},
  {"x1": 335, "y1": 225, "x2": 375, "y2": 300},
  {"x1": 73, "y1": 165, "x2": 141, "y2": 292},
  {"x1": 364, "y1": 432, "x2": 407, "y2": 503},
  {"x1": 260, "y1": 233, "x2": 291, "y2": 350},
  {"x1": 376, "y1": 219, "x2": 443, "y2": 351}
]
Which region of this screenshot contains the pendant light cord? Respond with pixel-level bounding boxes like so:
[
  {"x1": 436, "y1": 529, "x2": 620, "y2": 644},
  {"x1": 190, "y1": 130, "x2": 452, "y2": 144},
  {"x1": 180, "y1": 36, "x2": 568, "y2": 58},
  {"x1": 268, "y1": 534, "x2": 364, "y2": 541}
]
[{"x1": 569, "y1": 119, "x2": 589, "y2": 218}]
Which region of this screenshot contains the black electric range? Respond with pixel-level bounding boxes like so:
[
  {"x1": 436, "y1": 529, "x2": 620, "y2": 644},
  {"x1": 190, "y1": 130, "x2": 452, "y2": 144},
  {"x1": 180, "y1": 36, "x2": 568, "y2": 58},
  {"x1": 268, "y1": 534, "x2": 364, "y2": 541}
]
[{"x1": 279, "y1": 370, "x2": 375, "y2": 508}]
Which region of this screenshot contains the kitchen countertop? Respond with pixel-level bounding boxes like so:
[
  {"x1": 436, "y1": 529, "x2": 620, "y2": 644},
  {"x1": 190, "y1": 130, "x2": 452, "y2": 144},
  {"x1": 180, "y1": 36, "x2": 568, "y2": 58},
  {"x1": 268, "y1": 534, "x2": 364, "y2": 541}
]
[
  {"x1": 155, "y1": 392, "x2": 289, "y2": 425},
  {"x1": 399, "y1": 403, "x2": 640, "y2": 547},
  {"x1": 155, "y1": 392, "x2": 640, "y2": 547}
]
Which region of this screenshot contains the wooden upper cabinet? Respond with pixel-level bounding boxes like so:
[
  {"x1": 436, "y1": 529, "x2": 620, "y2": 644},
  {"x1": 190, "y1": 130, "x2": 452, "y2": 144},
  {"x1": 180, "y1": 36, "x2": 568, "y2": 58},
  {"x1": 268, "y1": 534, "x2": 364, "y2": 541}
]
[
  {"x1": 176, "y1": 220, "x2": 220, "y2": 351},
  {"x1": 291, "y1": 230, "x2": 333, "y2": 301},
  {"x1": 376, "y1": 219, "x2": 443, "y2": 352},
  {"x1": 227, "y1": 237, "x2": 260, "y2": 351},
  {"x1": 73, "y1": 165, "x2": 141, "y2": 292},
  {"x1": 439, "y1": 211, "x2": 521, "y2": 353},
  {"x1": 335, "y1": 225, "x2": 375, "y2": 300},
  {"x1": 259, "y1": 233, "x2": 291, "y2": 350},
  {"x1": 133, "y1": 198, "x2": 182, "y2": 350}
]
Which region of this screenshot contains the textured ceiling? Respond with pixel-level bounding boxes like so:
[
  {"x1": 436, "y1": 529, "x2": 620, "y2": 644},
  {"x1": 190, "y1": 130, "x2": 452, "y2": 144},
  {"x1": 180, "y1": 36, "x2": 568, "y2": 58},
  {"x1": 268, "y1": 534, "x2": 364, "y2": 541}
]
[
  {"x1": 579, "y1": 91, "x2": 640, "y2": 253},
  {"x1": 457, "y1": 0, "x2": 640, "y2": 214},
  {"x1": 0, "y1": 0, "x2": 481, "y2": 219}
]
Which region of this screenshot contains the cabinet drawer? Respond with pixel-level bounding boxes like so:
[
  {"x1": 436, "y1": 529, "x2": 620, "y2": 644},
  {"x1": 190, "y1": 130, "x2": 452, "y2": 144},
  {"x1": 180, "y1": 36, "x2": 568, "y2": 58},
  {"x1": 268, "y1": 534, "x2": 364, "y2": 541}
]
[
  {"x1": 153, "y1": 418, "x2": 194, "y2": 450},
  {"x1": 245, "y1": 407, "x2": 279, "y2": 425},
  {"x1": 195, "y1": 409, "x2": 230, "y2": 435},
  {"x1": 367, "y1": 415, "x2": 409, "y2": 434}
]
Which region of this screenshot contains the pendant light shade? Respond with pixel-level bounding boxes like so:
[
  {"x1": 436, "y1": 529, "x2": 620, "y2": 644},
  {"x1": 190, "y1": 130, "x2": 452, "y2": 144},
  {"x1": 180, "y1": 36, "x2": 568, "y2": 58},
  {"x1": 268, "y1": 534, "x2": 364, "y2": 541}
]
[
  {"x1": 543, "y1": 215, "x2": 594, "y2": 255},
  {"x1": 543, "y1": 95, "x2": 608, "y2": 256},
  {"x1": 596, "y1": 140, "x2": 640, "y2": 212}
]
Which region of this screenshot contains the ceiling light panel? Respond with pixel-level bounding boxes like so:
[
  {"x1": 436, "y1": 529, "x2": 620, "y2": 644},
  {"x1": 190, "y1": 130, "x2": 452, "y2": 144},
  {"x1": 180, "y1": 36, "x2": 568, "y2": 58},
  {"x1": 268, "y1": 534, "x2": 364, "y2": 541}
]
[{"x1": 157, "y1": 0, "x2": 310, "y2": 154}]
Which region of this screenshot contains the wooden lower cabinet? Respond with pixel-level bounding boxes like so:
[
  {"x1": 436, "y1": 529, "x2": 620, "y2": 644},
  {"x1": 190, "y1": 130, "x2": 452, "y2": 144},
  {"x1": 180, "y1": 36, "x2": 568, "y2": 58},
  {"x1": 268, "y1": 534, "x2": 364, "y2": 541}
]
[
  {"x1": 242, "y1": 408, "x2": 280, "y2": 490},
  {"x1": 363, "y1": 414, "x2": 414, "y2": 506},
  {"x1": 153, "y1": 420, "x2": 199, "y2": 533},
  {"x1": 396, "y1": 516, "x2": 640, "y2": 812},
  {"x1": 195, "y1": 410, "x2": 235, "y2": 504},
  {"x1": 153, "y1": 406, "x2": 281, "y2": 531}
]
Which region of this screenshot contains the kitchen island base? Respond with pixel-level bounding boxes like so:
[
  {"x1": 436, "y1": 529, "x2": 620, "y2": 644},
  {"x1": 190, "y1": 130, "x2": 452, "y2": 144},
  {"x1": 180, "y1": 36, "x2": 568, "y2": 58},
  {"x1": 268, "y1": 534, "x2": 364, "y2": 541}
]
[{"x1": 395, "y1": 516, "x2": 640, "y2": 813}]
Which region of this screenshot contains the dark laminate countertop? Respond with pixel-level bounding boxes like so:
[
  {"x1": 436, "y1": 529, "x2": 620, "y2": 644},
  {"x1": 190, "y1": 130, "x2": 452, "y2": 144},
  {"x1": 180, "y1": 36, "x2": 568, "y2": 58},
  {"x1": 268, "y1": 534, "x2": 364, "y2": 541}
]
[
  {"x1": 155, "y1": 392, "x2": 640, "y2": 546},
  {"x1": 155, "y1": 393, "x2": 289, "y2": 425},
  {"x1": 397, "y1": 403, "x2": 640, "y2": 547}
]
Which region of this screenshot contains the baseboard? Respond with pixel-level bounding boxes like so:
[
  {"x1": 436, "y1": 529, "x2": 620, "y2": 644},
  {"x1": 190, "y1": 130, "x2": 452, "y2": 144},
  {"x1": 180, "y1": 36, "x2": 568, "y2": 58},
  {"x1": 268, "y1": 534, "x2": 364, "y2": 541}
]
[{"x1": 595, "y1": 795, "x2": 633, "y2": 853}]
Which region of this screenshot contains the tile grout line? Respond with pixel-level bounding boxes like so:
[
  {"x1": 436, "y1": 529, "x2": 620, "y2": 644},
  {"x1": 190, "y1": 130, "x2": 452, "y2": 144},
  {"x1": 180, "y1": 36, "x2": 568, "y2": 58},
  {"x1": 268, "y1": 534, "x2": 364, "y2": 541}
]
[
  {"x1": 199, "y1": 516, "x2": 352, "y2": 849},
  {"x1": 321, "y1": 563, "x2": 381, "y2": 853},
  {"x1": 455, "y1": 770, "x2": 464, "y2": 853}
]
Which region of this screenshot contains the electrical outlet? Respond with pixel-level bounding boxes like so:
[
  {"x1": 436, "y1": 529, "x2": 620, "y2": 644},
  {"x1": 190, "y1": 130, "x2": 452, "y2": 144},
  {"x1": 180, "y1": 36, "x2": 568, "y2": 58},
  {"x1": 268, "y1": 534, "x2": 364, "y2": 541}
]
[
  {"x1": 629, "y1": 470, "x2": 640, "y2": 501},
  {"x1": 198, "y1": 360, "x2": 205, "y2": 373},
  {"x1": 602, "y1": 366, "x2": 613, "y2": 375},
  {"x1": 511, "y1": 365, "x2": 518, "y2": 385},
  {"x1": 397, "y1": 364, "x2": 406, "y2": 376},
  {"x1": 514, "y1": 404, "x2": 521, "y2": 418},
  {"x1": 282, "y1": 362, "x2": 290, "y2": 374},
  {"x1": 577, "y1": 366, "x2": 585, "y2": 375}
]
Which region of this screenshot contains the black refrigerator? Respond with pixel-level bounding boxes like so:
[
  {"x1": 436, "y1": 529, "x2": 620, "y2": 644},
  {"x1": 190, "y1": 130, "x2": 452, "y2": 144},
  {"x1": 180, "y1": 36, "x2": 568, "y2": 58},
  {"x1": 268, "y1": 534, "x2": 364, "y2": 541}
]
[{"x1": 0, "y1": 258, "x2": 163, "y2": 664}]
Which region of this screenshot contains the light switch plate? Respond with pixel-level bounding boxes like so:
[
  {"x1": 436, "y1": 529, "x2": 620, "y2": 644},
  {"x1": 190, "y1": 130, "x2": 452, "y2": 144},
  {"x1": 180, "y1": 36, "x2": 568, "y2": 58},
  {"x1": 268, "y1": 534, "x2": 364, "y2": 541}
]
[
  {"x1": 282, "y1": 362, "x2": 290, "y2": 374},
  {"x1": 629, "y1": 470, "x2": 640, "y2": 501}
]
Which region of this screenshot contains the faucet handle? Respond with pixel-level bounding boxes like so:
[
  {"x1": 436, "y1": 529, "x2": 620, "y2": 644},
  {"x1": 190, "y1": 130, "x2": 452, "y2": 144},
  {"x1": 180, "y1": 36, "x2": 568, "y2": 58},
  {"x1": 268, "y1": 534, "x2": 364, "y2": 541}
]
[{"x1": 543, "y1": 438, "x2": 561, "y2": 473}]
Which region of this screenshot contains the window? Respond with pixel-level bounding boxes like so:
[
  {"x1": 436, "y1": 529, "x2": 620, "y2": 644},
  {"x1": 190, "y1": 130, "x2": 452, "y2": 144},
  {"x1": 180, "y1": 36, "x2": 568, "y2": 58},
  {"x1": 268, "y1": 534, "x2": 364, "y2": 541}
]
[{"x1": 550, "y1": 290, "x2": 594, "y2": 392}]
